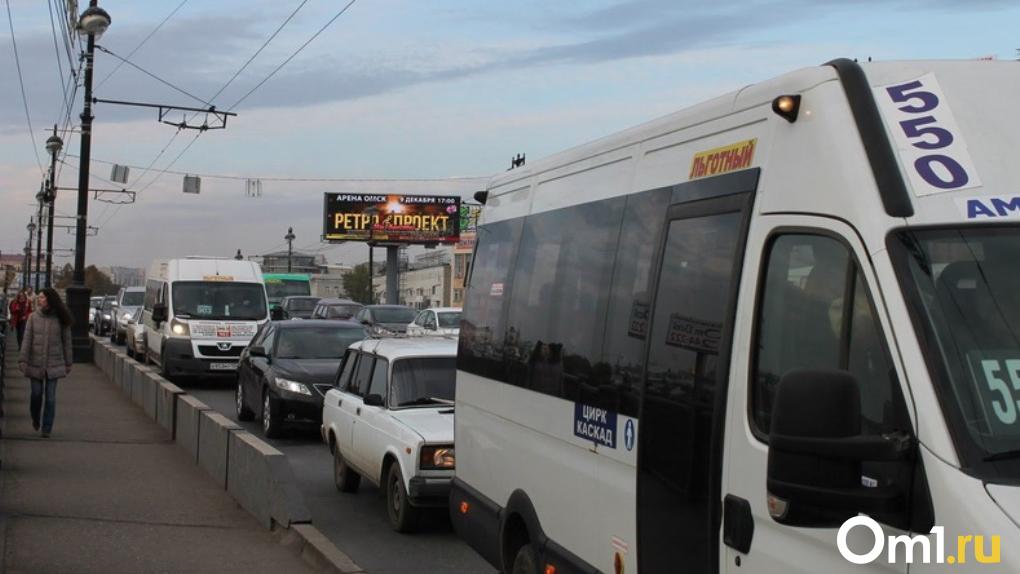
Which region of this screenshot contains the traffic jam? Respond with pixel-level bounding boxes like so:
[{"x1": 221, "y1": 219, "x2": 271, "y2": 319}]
[{"x1": 100, "y1": 59, "x2": 1020, "y2": 573}]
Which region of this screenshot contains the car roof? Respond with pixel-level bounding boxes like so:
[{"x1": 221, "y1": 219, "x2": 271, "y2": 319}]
[
  {"x1": 317, "y1": 298, "x2": 361, "y2": 305},
  {"x1": 347, "y1": 336, "x2": 457, "y2": 360},
  {"x1": 365, "y1": 304, "x2": 414, "y2": 310},
  {"x1": 281, "y1": 296, "x2": 320, "y2": 301},
  {"x1": 272, "y1": 319, "x2": 363, "y2": 329},
  {"x1": 123, "y1": 286, "x2": 145, "y2": 292},
  {"x1": 425, "y1": 307, "x2": 462, "y2": 313}
]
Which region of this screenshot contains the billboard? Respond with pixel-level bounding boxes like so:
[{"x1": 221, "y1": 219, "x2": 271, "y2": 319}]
[{"x1": 323, "y1": 193, "x2": 461, "y2": 244}]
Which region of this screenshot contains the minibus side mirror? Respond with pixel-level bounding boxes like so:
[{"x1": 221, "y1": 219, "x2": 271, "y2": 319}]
[
  {"x1": 766, "y1": 369, "x2": 912, "y2": 528},
  {"x1": 270, "y1": 307, "x2": 284, "y2": 321},
  {"x1": 152, "y1": 303, "x2": 168, "y2": 324}
]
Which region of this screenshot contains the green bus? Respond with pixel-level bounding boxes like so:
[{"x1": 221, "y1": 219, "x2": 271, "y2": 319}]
[{"x1": 263, "y1": 273, "x2": 312, "y2": 309}]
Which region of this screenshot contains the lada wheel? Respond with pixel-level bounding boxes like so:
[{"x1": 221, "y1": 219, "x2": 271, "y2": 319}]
[
  {"x1": 333, "y1": 447, "x2": 360, "y2": 493},
  {"x1": 385, "y1": 463, "x2": 419, "y2": 533},
  {"x1": 236, "y1": 379, "x2": 254, "y2": 421},
  {"x1": 511, "y1": 545, "x2": 538, "y2": 574}
]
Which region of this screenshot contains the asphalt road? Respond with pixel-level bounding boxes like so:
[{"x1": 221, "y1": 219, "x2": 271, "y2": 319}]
[{"x1": 178, "y1": 378, "x2": 496, "y2": 574}]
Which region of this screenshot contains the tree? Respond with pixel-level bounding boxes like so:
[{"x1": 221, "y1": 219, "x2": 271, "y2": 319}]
[
  {"x1": 55, "y1": 264, "x2": 120, "y2": 295},
  {"x1": 344, "y1": 262, "x2": 373, "y2": 304}
]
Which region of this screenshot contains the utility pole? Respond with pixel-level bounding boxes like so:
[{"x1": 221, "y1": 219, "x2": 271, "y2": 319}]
[
  {"x1": 68, "y1": 0, "x2": 111, "y2": 362},
  {"x1": 285, "y1": 227, "x2": 296, "y2": 273},
  {"x1": 45, "y1": 127, "x2": 63, "y2": 288}
]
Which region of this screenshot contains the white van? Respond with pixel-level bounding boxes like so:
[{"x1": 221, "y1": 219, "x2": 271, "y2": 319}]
[
  {"x1": 451, "y1": 59, "x2": 1020, "y2": 574},
  {"x1": 142, "y1": 257, "x2": 269, "y2": 379}
]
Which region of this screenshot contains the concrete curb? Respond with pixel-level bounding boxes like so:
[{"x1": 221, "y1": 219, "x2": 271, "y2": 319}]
[
  {"x1": 87, "y1": 336, "x2": 363, "y2": 574},
  {"x1": 279, "y1": 524, "x2": 366, "y2": 574}
]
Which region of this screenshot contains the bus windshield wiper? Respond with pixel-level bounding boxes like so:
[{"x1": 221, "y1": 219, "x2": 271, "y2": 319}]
[{"x1": 983, "y1": 450, "x2": 1020, "y2": 462}]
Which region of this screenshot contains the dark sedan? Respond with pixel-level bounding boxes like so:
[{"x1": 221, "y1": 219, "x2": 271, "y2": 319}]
[
  {"x1": 279, "y1": 296, "x2": 321, "y2": 319},
  {"x1": 235, "y1": 320, "x2": 366, "y2": 438}
]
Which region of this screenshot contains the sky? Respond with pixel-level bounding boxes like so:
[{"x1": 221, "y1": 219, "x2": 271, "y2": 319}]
[{"x1": 1, "y1": 0, "x2": 1018, "y2": 269}]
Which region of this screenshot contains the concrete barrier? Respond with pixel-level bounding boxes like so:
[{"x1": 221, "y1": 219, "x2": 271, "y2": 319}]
[
  {"x1": 112, "y1": 352, "x2": 123, "y2": 389},
  {"x1": 156, "y1": 380, "x2": 185, "y2": 437},
  {"x1": 130, "y1": 367, "x2": 154, "y2": 411},
  {"x1": 175, "y1": 395, "x2": 211, "y2": 463},
  {"x1": 198, "y1": 411, "x2": 241, "y2": 489},
  {"x1": 227, "y1": 431, "x2": 312, "y2": 529},
  {"x1": 121, "y1": 356, "x2": 135, "y2": 396},
  {"x1": 141, "y1": 372, "x2": 160, "y2": 420}
]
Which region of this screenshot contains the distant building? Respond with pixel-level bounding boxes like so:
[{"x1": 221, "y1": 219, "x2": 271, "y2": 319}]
[
  {"x1": 451, "y1": 231, "x2": 475, "y2": 307},
  {"x1": 310, "y1": 263, "x2": 351, "y2": 298},
  {"x1": 372, "y1": 249, "x2": 453, "y2": 309},
  {"x1": 109, "y1": 266, "x2": 145, "y2": 287},
  {"x1": 256, "y1": 251, "x2": 325, "y2": 275}
]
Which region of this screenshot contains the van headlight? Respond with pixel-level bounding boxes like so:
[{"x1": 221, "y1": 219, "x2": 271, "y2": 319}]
[
  {"x1": 274, "y1": 377, "x2": 312, "y2": 395},
  {"x1": 170, "y1": 319, "x2": 190, "y2": 336},
  {"x1": 420, "y1": 445, "x2": 455, "y2": 469}
]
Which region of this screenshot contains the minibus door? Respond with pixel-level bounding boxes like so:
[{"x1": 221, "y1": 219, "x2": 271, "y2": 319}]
[
  {"x1": 722, "y1": 215, "x2": 914, "y2": 573},
  {"x1": 636, "y1": 189, "x2": 754, "y2": 574}
]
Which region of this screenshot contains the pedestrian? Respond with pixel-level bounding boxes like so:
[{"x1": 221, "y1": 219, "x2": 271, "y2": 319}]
[
  {"x1": 8, "y1": 289, "x2": 33, "y2": 348},
  {"x1": 18, "y1": 287, "x2": 73, "y2": 437}
]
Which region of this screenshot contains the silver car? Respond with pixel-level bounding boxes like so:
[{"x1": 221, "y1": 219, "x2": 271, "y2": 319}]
[{"x1": 112, "y1": 286, "x2": 145, "y2": 345}]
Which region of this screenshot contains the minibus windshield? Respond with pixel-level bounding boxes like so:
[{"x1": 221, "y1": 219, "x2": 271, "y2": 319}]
[
  {"x1": 171, "y1": 281, "x2": 267, "y2": 321},
  {"x1": 895, "y1": 226, "x2": 1020, "y2": 475}
]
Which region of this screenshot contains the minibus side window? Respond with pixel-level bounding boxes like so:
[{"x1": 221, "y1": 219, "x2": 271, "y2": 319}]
[
  {"x1": 752, "y1": 234, "x2": 908, "y2": 439},
  {"x1": 502, "y1": 198, "x2": 624, "y2": 407}
]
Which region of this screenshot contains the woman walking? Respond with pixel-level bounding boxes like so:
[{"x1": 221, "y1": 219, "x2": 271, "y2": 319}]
[
  {"x1": 8, "y1": 290, "x2": 33, "y2": 348},
  {"x1": 18, "y1": 288, "x2": 73, "y2": 437}
]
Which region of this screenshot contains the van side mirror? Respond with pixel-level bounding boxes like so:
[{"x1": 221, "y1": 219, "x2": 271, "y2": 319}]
[
  {"x1": 270, "y1": 307, "x2": 284, "y2": 321},
  {"x1": 249, "y1": 345, "x2": 267, "y2": 358},
  {"x1": 364, "y1": 394, "x2": 384, "y2": 407},
  {"x1": 766, "y1": 370, "x2": 912, "y2": 528},
  {"x1": 152, "y1": 303, "x2": 168, "y2": 324}
]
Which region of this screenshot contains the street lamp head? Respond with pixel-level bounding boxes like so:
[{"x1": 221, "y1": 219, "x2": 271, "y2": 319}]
[
  {"x1": 78, "y1": 6, "x2": 111, "y2": 39},
  {"x1": 36, "y1": 189, "x2": 46, "y2": 203},
  {"x1": 45, "y1": 134, "x2": 63, "y2": 155},
  {"x1": 27, "y1": 221, "x2": 36, "y2": 233}
]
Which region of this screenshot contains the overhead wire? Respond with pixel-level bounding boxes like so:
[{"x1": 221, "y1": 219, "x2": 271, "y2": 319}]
[
  {"x1": 97, "y1": 0, "x2": 325, "y2": 229},
  {"x1": 228, "y1": 0, "x2": 359, "y2": 111},
  {"x1": 46, "y1": 0, "x2": 68, "y2": 110},
  {"x1": 96, "y1": 0, "x2": 189, "y2": 90},
  {"x1": 5, "y1": 0, "x2": 46, "y2": 176},
  {"x1": 74, "y1": 156, "x2": 490, "y2": 183},
  {"x1": 94, "y1": 44, "x2": 213, "y2": 107}
]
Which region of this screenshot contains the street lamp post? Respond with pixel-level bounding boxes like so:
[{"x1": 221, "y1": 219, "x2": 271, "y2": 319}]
[
  {"x1": 26, "y1": 220, "x2": 36, "y2": 290},
  {"x1": 285, "y1": 227, "x2": 296, "y2": 273},
  {"x1": 34, "y1": 188, "x2": 45, "y2": 291},
  {"x1": 45, "y1": 128, "x2": 63, "y2": 288},
  {"x1": 67, "y1": 0, "x2": 111, "y2": 362}
]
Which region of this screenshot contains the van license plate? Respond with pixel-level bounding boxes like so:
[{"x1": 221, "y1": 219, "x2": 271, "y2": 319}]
[{"x1": 210, "y1": 362, "x2": 237, "y2": 371}]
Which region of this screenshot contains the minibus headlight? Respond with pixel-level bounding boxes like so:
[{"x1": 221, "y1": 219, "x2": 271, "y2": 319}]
[
  {"x1": 170, "y1": 319, "x2": 190, "y2": 337},
  {"x1": 420, "y1": 445, "x2": 455, "y2": 469}
]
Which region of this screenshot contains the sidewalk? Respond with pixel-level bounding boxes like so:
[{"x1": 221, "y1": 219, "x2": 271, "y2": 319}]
[{"x1": 0, "y1": 336, "x2": 318, "y2": 574}]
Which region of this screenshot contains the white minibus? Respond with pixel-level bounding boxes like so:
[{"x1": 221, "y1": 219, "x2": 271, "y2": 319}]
[
  {"x1": 451, "y1": 59, "x2": 1020, "y2": 573},
  {"x1": 142, "y1": 257, "x2": 268, "y2": 379}
]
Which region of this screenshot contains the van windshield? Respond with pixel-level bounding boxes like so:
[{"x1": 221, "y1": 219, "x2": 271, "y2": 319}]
[
  {"x1": 171, "y1": 281, "x2": 267, "y2": 321},
  {"x1": 895, "y1": 226, "x2": 1020, "y2": 478},
  {"x1": 121, "y1": 291, "x2": 144, "y2": 306}
]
